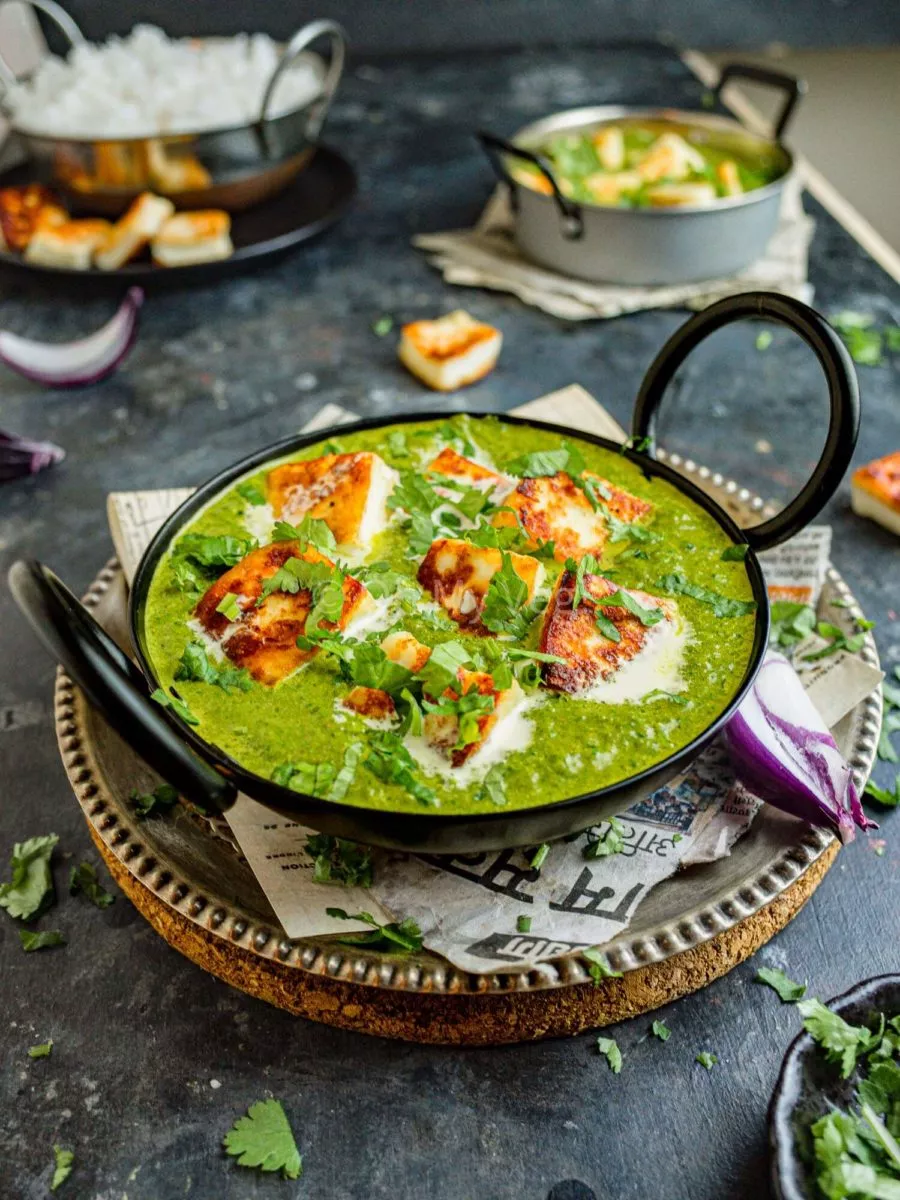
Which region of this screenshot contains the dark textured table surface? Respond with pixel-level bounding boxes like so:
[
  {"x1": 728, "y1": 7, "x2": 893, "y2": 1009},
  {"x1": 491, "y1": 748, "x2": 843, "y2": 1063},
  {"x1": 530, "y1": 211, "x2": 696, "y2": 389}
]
[{"x1": 0, "y1": 43, "x2": 898, "y2": 1200}]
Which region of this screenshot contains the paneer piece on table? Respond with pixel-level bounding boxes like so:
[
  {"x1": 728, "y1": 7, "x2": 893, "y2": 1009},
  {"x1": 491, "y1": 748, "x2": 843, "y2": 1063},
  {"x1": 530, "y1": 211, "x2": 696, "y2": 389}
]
[
  {"x1": 398, "y1": 310, "x2": 502, "y2": 392},
  {"x1": 267, "y1": 451, "x2": 399, "y2": 550},
  {"x1": 417, "y1": 537, "x2": 543, "y2": 633},
  {"x1": 851, "y1": 451, "x2": 900, "y2": 537}
]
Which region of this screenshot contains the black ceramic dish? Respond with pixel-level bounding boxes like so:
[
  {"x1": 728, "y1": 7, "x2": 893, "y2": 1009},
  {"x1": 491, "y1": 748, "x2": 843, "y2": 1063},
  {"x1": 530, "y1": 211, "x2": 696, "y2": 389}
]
[
  {"x1": 0, "y1": 146, "x2": 356, "y2": 287},
  {"x1": 769, "y1": 974, "x2": 900, "y2": 1200},
  {"x1": 9, "y1": 292, "x2": 859, "y2": 853}
]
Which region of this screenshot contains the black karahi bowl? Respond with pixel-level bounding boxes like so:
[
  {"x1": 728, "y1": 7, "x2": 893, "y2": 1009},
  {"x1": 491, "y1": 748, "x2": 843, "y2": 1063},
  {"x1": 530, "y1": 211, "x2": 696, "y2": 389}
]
[{"x1": 9, "y1": 293, "x2": 859, "y2": 853}]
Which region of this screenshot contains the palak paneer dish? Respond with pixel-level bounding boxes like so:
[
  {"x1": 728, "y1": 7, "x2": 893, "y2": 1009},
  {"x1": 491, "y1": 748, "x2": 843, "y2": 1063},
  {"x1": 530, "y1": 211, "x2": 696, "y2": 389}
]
[{"x1": 143, "y1": 416, "x2": 757, "y2": 814}]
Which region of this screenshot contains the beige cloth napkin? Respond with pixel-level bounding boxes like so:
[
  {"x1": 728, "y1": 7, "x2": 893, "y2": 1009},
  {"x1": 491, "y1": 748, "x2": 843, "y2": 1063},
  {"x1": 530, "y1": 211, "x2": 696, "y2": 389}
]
[{"x1": 414, "y1": 174, "x2": 815, "y2": 320}]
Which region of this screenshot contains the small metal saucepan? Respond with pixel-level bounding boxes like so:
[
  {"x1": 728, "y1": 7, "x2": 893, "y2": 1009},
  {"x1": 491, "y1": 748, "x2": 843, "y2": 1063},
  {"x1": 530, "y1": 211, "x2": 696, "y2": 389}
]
[
  {"x1": 9, "y1": 294, "x2": 858, "y2": 854},
  {"x1": 0, "y1": 2, "x2": 346, "y2": 214},
  {"x1": 477, "y1": 63, "x2": 806, "y2": 286}
]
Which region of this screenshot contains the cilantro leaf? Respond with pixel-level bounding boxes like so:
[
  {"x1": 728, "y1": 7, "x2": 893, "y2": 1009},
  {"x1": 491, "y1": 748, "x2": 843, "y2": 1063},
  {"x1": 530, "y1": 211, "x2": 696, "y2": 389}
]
[
  {"x1": 721, "y1": 543, "x2": 750, "y2": 561},
  {"x1": 770, "y1": 601, "x2": 816, "y2": 650},
  {"x1": 326, "y1": 906, "x2": 424, "y2": 953},
  {"x1": 175, "y1": 533, "x2": 254, "y2": 569},
  {"x1": 28, "y1": 1039, "x2": 52, "y2": 1058},
  {"x1": 505, "y1": 447, "x2": 570, "y2": 477},
  {"x1": 583, "y1": 817, "x2": 626, "y2": 859},
  {"x1": 51, "y1": 1146, "x2": 74, "y2": 1192},
  {"x1": 755, "y1": 330, "x2": 773, "y2": 352},
  {"x1": 802, "y1": 620, "x2": 868, "y2": 662},
  {"x1": 516, "y1": 915, "x2": 532, "y2": 933},
  {"x1": 651, "y1": 1020, "x2": 671, "y2": 1042},
  {"x1": 172, "y1": 559, "x2": 203, "y2": 595},
  {"x1": 482, "y1": 552, "x2": 546, "y2": 638},
  {"x1": 20, "y1": 928, "x2": 65, "y2": 952},
  {"x1": 364, "y1": 731, "x2": 436, "y2": 807},
  {"x1": 271, "y1": 514, "x2": 337, "y2": 555},
  {"x1": 372, "y1": 315, "x2": 394, "y2": 337},
  {"x1": 597, "y1": 589, "x2": 664, "y2": 627},
  {"x1": 755, "y1": 966, "x2": 807, "y2": 1003},
  {"x1": 0, "y1": 834, "x2": 58, "y2": 921},
  {"x1": 696, "y1": 1052, "x2": 718, "y2": 1071},
  {"x1": 129, "y1": 783, "x2": 179, "y2": 819},
  {"x1": 477, "y1": 764, "x2": 508, "y2": 807},
  {"x1": 620, "y1": 435, "x2": 652, "y2": 454},
  {"x1": 257, "y1": 555, "x2": 335, "y2": 605},
  {"x1": 343, "y1": 643, "x2": 413, "y2": 695},
  {"x1": 216, "y1": 592, "x2": 242, "y2": 621},
  {"x1": 69, "y1": 862, "x2": 115, "y2": 909},
  {"x1": 658, "y1": 572, "x2": 756, "y2": 618},
  {"x1": 530, "y1": 843, "x2": 550, "y2": 871},
  {"x1": 567, "y1": 554, "x2": 600, "y2": 611},
  {"x1": 582, "y1": 946, "x2": 623, "y2": 985},
  {"x1": 797, "y1": 997, "x2": 880, "y2": 1078},
  {"x1": 150, "y1": 688, "x2": 200, "y2": 726},
  {"x1": 417, "y1": 641, "x2": 474, "y2": 699},
  {"x1": 272, "y1": 760, "x2": 336, "y2": 798},
  {"x1": 304, "y1": 832, "x2": 372, "y2": 887},
  {"x1": 596, "y1": 1036, "x2": 623, "y2": 1074},
  {"x1": 354, "y1": 561, "x2": 404, "y2": 599},
  {"x1": 423, "y1": 686, "x2": 495, "y2": 750},
  {"x1": 237, "y1": 481, "x2": 266, "y2": 506},
  {"x1": 175, "y1": 641, "x2": 253, "y2": 694},
  {"x1": 223, "y1": 1098, "x2": 302, "y2": 1180},
  {"x1": 865, "y1": 776, "x2": 900, "y2": 808}
]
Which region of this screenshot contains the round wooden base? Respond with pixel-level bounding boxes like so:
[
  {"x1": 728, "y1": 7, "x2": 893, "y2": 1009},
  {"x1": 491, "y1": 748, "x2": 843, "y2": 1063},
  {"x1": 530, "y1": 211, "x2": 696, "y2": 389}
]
[{"x1": 89, "y1": 822, "x2": 838, "y2": 1045}]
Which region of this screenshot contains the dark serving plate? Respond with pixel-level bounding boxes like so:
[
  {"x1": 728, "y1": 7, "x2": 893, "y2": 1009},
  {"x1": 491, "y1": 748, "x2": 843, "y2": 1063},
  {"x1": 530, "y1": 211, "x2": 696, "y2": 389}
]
[
  {"x1": 769, "y1": 973, "x2": 900, "y2": 1200},
  {"x1": 0, "y1": 145, "x2": 356, "y2": 286}
]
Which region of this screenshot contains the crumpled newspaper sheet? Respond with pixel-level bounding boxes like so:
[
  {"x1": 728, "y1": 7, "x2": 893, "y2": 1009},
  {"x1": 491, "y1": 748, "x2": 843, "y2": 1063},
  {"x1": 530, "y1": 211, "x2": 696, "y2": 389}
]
[
  {"x1": 106, "y1": 389, "x2": 879, "y2": 974},
  {"x1": 413, "y1": 175, "x2": 814, "y2": 320}
]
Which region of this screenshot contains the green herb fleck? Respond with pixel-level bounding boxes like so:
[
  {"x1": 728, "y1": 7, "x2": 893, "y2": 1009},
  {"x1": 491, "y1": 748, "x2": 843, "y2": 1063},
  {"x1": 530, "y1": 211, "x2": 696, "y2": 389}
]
[
  {"x1": 658, "y1": 572, "x2": 756, "y2": 618},
  {"x1": 0, "y1": 833, "x2": 58, "y2": 921},
  {"x1": 28, "y1": 1039, "x2": 52, "y2": 1058},
  {"x1": 326, "y1": 907, "x2": 424, "y2": 953},
  {"x1": 175, "y1": 641, "x2": 253, "y2": 694},
  {"x1": 721, "y1": 543, "x2": 750, "y2": 561},
  {"x1": 371, "y1": 315, "x2": 394, "y2": 337},
  {"x1": 696, "y1": 1052, "x2": 718, "y2": 1071},
  {"x1": 215, "y1": 592, "x2": 242, "y2": 621},
  {"x1": 651, "y1": 1020, "x2": 671, "y2": 1042},
  {"x1": 150, "y1": 687, "x2": 200, "y2": 726},
  {"x1": 755, "y1": 966, "x2": 807, "y2": 1003},
  {"x1": 175, "y1": 532, "x2": 254, "y2": 570},
  {"x1": 797, "y1": 997, "x2": 881, "y2": 1078},
  {"x1": 865, "y1": 776, "x2": 900, "y2": 808},
  {"x1": 477, "y1": 763, "x2": 508, "y2": 808},
  {"x1": 582, "y1": 946, "x2": 623, "y2": 985},
  {"x1": 129, "y1": 783, "x2": 179, "y2": 819},
  {"x1": 223, "y1": 1098, "x2": 302, "y2": 1180},
  {"x1": 530, "y1": 843, "x2": 550, "y2": 871},
  {"x1": 517, "y1": 915, "x2": 532, "y2": 933},
  {"x1": 236, "y1": 481, "x2": 266, "y2": 506},
  {"x1": 304, "y1": 832, "x2": 372, "y2": 887},
  {"x1": 364, "y1": 731, "x2": 436, "y2": 807},
  {"x1": 596, "y1": 1036, "x2": 623, "y2": 1074},
  {"x1": 20, "y1": 928, "x2": 65, "y2": 952},
  {"x1": 769, "y1": 601, "x2": 817, "y2": 651},
  {"x1": 583, "y1": 817, "x2": 626, "y2": 859},
  {"x1": 51, "y1": 1146, "x2": 74, "y2": 1192},
  {"x1": 69, "y1": 862, "x2": 114, "y2": 909},
  {"x1": 482, "y1": 552, "x2": 546, "y2": 639},
  {"x1": 755, "y1": 330, "x2": 773, "y2": 352}
]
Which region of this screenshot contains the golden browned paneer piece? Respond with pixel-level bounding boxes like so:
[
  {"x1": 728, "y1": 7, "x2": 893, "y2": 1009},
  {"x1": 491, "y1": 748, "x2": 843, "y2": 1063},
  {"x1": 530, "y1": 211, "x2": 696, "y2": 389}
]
[
  {"x1": 398, "y1": 310, "x2": 502, "y2": 392},
  {"x1": 645, "y1": 182, "x2": 717, "y2": 207},
  {"x1": 492, "y1": 471, "x2": 652, "y2": 563},
  {"x1": 540, "y1": 570, "x2": 676, "y2": 694},
  {"x1": 94, "y1": 191, "x2": 175, "y2": 270},
  {"x1": 423, "y1": 667, "x2": 525, "y2": 767},
  {"x1": 592, "y1": 126, "x2": 626, "y2": 171},
  {"x1": 25, "y1": 218, "x2": 112, "y2": 270},
  {"x1": 343, "y1": 686, "x2": 396, "y2": 721},
  {"x1": 380, "y1": 630, "x2": 432, "y2": 673},
  {"x1": 146, "y1": 140, "x2": 213, "y2": 192},
  {"x1": 511, "y1": 165, "x2": 553, "y2": 194},
  {"x1": 194, "y1": 542, "x2": 369, "y2": 686},
  {"x1": 267, "y1": 452, "x2": 399, "y2": 550},
  {"x1": 850, "y1": 451, "x2": 900, "y2": 537},
  {"x1": 583, "y1": 170, "x2": 642, "y2": 205},
  {"x1": 151, "y1": 210, "x2": 233, "y2": 267},
  {"x1": 417, "y1": 538, "x2": 543, "y2": 634},
  {"x1": 716, "y1": 159, "x2": 743, "y2": 197},
  {"x1": 636, "y1": 131, "x2": 706, "y2": 182},
  {"x1": 427, "y1": 447, "x2": 505, "y2": 492},
  {"x1": 0, "y1": 183, "x2": 61, "y2": 251}
]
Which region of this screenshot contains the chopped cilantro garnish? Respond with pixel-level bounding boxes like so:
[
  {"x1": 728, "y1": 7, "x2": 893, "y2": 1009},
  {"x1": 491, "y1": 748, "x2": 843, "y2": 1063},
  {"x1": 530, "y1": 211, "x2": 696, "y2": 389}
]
[
  {"x1": 755, "y1": 330, "x2": 773, "y2": 352},
  {"x1": 505, "y1": 447, "x2": 571, "y2": 477},
  {"x1": 477, "y1": 764, "x2": 507, "y2": 807},
  {"x1": 417, "y1": 641, "x2": 474, "y2": 698},
  {"x1": 582, "y1": 946, "x2": 623, "y2": 985},
  {"x1": 0, "y1": 833, "x2": 58, "y2": 920},
  {"x1": 865, "y1": 776, "x2": 900, "y2": 808},
  {"x1": 129, "y1": 782, "x2": 179, "y2": 819},
  {"x1": 69, "y1": 862, "x2": 114, "y2": 909},
  {"x1": 797, "y1": 997, "x2": 881, "y2": 1078},
  {"x1": 304, "y1": 832, "x2": 372, "y2": 886},
  {"x1": 695, "y1": 1052, "x2": 718, "y2": 1071},
  {"x1": 20, "y1": 929, "x2": 65, "y2": 952},
  {"x1": 755, "y1": 966, "x2": 807, "y2": 1002},
  {"x1": 619, "y1": 435, "x2": 652, "y2": 454},
  {"x1": 51, "y1": 1146, "x2": 74, "y2": 1192},
  {"x1": 371, "y1": 315, "x2": 394, "y2": 337},
  {"x1": 326, "y1": 907, "x2": 424, "y2": 953},
  {"x1": 770, "y1": 600, "x2": 817, "y2": 651},
  {"x1": 223, "y1": 1098, "x2": 302, "y2": 1180},
  {"x1": 567, "y1": 553, "x2": 599, "y2": 611},
  {"x1": 721, "y1": 543, "x2": 750, "y2": 561},
  {"x1": 172, "y1": 559, "x2": 203, "y2": 595},
  {"x1": 215, "y1": 592, "x2": 242, "y2": 621},
  {"x1": 271, "y1": 515, "x2": 337, "y2": 555},
  {"x1": 517, "y1": 915, "x2": 532, "y2": 933},
  {"x1": 175, "y1": 532, "x2": 254, "y2": 569},
  {"x1": 530, "y1": 843, "x2": 550, "y2": 871},
  {"x1": 658, "y1": 572, "x2": 756, "y2": 617},
  {"x1": 28, "y1": 1039, "x2": 52, "y2": 1058},
  {"x1": 597, "y1": 589, "x2": 664, "y2": 627},
  {"x1": 364, "y1": 731, "x2": 436, "y2": 807},
  {"x1": 651, "y1": 1020, "x2": 671, "y2": 1042},
  {"x1": 423, "y1": 686, "x2": 494, "y2": 750},
  {"x1": 354, "y1": 561, "x2": 404, "y2": 598},
  {"x1": 327, "y1": 743, "x2": 365, "y2": 803},
  {"x1": 583, "y1": 817, "x2": 626, "y2": 859},
  {"x1": 596, "y1": 1036, "x2": 623, "y2": 1074},
  {"x1": 272, "y1": 760, "x2": 336, "y2": 797},
  {"x1": 340, "y1": 642, "x2": 413, "y2": 695},
  {"x1": 150, "y1": 687, "x2": 200, "y2": 726},
  {"x1": 802, "y1": 621, "x2": 868, "y2": 662},
  {"x1": 386, "y1": 430, "x2": 409, "y2": 458},
  {"x1": 237, "y1": 481, "x2": 266, "y2": 506},
  {"x1": 175, "y1": 641, "x2": 253, "y2": 694}
]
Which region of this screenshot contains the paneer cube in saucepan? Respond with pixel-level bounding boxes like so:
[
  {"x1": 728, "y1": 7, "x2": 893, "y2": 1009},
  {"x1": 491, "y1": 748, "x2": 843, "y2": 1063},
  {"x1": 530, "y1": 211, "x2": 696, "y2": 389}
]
[
  {"x1": 267, "y1": 452, "x2": 399, "y2": 550},
  {"x1": 417, "y1": 537, "x2": 543, "y2": 633},
  {"x1": 540, "y1": 567, "x2": 677, "y2": 694},
  {"x1": 492, "y1": 471, "x2": 652, "y2": 563},
  {"x1": 194, "y1": 543, "x2": 370, "y2": 686}
]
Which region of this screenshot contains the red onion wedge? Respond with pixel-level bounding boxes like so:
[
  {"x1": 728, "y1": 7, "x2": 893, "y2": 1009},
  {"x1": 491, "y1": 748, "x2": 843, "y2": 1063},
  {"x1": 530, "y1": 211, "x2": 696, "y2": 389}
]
[
  {"x1": 725, "y1": 649, "x2": 876, "y2": 843},
  {"x1": 0, "y1": 430, "x2": 65, "y2": 482},
  {"x1": 0, "y1": 286, "x2": 143, "y2": 388}
]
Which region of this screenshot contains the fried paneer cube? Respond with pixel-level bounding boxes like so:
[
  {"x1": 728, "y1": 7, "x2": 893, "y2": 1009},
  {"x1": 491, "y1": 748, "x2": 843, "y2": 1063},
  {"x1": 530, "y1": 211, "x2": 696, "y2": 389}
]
[
  {"x1": 423, "y1": 667, "x2": 525, "y2": 767},
  {"x1": 194, "y1": 542, "x2": 369, "y2": 686},
  {"x1": 492, "y1": 471, "x2": 652, "y2": 562},
  {"x1": 380, "y1": 630, "x2": 432, "y2": 673},
  {"x1": 851, "y1": 451, "x2": 900, "y2": 537},
  {"x1": 398, "y1": 310, "x2": 502, "y2": 392},
  {"x1": 426, "y1": 447, "x2": 507, "y2": 493},
  {"x1": 540, "y1": 569, "x2": 676, "y2": 694},
  {"x1": 417, "y1": 537, "x2": 543, "y2": 634},
  {"x1": 267, "y1": 451, "x2": 399, "y2": 550},
  {"x1": 343, "y1": 686, "x2": 396, "y2": 721},
  {"x1": 0, "y1": 184, "x2": 61, "y2": 251}
]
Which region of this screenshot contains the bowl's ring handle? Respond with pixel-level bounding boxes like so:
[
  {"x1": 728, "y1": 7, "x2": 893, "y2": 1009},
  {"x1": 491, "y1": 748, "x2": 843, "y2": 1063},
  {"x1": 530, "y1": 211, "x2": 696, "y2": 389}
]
[
  {"x1": 8, "y1": 559, "x2": 237, "y2": 813},
  {"x1": 260, "y1": 18, "x2": 347, "y2": 142},
  {"x1": 476, "y1": 129, "x2": 584, "y2": 239},
  {"x1": 630, "y1": 291, "x2": 860, "y2": 554},
  {"x1": 0, "y1": 0, "x2": 84, "y2": 91},
  {"x1": 713, "y1": 61, "x2": 806, "y2": 141}
]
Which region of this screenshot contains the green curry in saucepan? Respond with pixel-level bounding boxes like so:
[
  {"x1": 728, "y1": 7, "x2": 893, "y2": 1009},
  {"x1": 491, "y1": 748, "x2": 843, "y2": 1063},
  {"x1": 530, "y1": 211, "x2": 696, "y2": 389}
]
[{"x1": 143, "y1": 415, "x2": 757, "y2": 815}]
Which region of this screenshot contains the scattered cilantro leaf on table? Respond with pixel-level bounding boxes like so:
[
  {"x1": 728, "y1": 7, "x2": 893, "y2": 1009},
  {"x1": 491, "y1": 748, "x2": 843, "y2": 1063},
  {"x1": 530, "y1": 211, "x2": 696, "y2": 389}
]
[
  {"x1": 517, "y1": 915, "x2": 532, "y2": 934},
  {"x1": 529, "y1": 843, "x2": 550, "y2": 871},
  {"x1": 130, "y1": 783, "x2": 179, "y2": 819},
  {"x1": 583, "y1": 817, "x2": 626, "y2": 860},
  {"x1": 51, "y1": 1146, "x2": 74, "y2": 1192},
  {"x1": 770, "y1": 601, "x2": 817, "y2": 652},
  {"x1": 304, "y1": 833, "x2": 372, "y2": 887},
  {"x1": 596, "y1": 1036, "x2": 623, "y2": 1074},
  {"x1": 865, "y1": 777, "x2": 900, "y2": 808},
  {"x1": 582, "y1": 947, "x2": 623, "y2": 985},
  {"x1": 69, "y1": 862, "x2": 115, "y2": 909},
  {"x1": 651, "y1": 1020, "x2": 671, "y2": 1042},
  {"x1": 755, "y1": 966, "x2": 807, "y2": 1003},
  {"x1": 755, "y1": 330, "x2": 773, "y2": 352},
  {"x1": 696, "y1": 1052, "x2": 718, "y2": 1071},
  {"x1": 20, "y1": 929, "x2": 65, "y2": 952},
  {"x1": 28, "y1": 1039, "x2": 53, "y2": 1058},
  {"x1": 802, "y1": 621, "x2": 868, "y2": 662},
  {"x1": 326, "y1": 907, "x2": 424, "y2": 953},
  {"x1": 658, "y1": 572, "x2": 756, "y2": 618},
  {"x1": 223, "y1": 1098, "x2": 302, "y2": 1180},
  {"x1": 0, "y1": 834, "x2": 58, "y2": 920},
  {"x1": 371, "y1": 315, "x2": 394, "y2": 337}
]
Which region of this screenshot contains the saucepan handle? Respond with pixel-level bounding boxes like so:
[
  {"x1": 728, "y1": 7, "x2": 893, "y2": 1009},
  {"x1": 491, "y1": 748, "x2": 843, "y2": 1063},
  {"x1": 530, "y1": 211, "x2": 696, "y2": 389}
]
[
  {"x1": 476, "y1": 129, "x2": 584, "y2": 239},
  {"x1": 0, "y1": 0, "x2": 85, "y2": 91},
  {"x1": 260, "y1": 18, "x2": 347, "y2": 141},
  {"x1": 714, "y1": 61, "x2": 806, "y2": 140},
  {"x1": 630, "y1": 291, "x2": 860, "y2": 554},
  {"x1": 8, "y1": 559, "x2": 237, "y2": 813}
]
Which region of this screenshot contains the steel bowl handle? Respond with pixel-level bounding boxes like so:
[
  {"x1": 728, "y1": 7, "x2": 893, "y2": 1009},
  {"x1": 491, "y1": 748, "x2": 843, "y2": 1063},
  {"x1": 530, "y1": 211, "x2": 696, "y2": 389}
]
[
  {"x1": 260, "y1": 18, "x2": 347, "y2": 141},
  {"x1": 0, "y1": 0, "x2": 84, "y2": 91},
  {"x1": 8, "y1": 559, "x2": 237, "y2": 813},
  {"x1": 714, "y1": 62, "x2": 807, "y2": 140},
  {"x1": 476, "y1": 129, "x2": 584, "y2": 240},
  {"x1": 630, "y1": 292, "x2": 860, "y2": 554}
]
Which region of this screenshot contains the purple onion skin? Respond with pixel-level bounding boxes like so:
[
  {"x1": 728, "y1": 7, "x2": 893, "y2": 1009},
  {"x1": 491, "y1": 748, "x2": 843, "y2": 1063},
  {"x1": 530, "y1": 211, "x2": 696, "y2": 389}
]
[{"x1": 0, "y1": 431, "x2": 65, "y2": 483}]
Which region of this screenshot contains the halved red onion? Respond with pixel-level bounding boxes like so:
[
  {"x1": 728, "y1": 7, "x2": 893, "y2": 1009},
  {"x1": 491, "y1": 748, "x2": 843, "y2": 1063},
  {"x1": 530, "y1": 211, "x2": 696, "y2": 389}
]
[
  {"x1": 0, "y1": 287, "x2": 143, "y2": 388},
  {"x1": 0, "y1": 430, "x2": 65, "y2": 482},
  {"x1": 725, "y1": 648, "x2": 875, "y2": 843}
]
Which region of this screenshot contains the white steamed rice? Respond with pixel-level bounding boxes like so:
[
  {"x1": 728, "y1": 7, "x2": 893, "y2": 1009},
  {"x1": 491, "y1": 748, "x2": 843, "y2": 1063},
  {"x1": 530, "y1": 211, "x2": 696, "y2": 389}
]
[{"x1": 5, "y1": 24, "x2": 325, "y2": 139}]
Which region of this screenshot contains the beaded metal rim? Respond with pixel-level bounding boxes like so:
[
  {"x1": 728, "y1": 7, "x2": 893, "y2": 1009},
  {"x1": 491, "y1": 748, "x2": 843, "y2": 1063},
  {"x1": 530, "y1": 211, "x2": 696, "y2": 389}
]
[{"x1": 53, "y1": 458, "x2": 882, "y2": 996}]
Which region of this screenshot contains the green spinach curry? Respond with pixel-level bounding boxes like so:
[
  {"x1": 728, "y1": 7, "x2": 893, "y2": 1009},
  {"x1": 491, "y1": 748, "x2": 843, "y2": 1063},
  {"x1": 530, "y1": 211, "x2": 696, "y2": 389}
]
[{"x1": 143, "y1": 416, "x2": 756, "y2": 815}]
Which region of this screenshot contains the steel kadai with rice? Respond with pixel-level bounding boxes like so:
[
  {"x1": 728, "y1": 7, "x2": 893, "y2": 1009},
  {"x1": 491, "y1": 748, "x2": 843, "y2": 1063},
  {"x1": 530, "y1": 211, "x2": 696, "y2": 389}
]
[{"x1": 144, "y1": 416, "x2": 757, "y2": 814}]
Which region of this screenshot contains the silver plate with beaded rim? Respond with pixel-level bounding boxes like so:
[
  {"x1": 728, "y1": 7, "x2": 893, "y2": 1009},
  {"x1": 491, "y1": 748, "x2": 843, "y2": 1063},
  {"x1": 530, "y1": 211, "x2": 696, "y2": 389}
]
[{"x1": 53, "y1": 457, "x2": 882, "y2": 995}]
